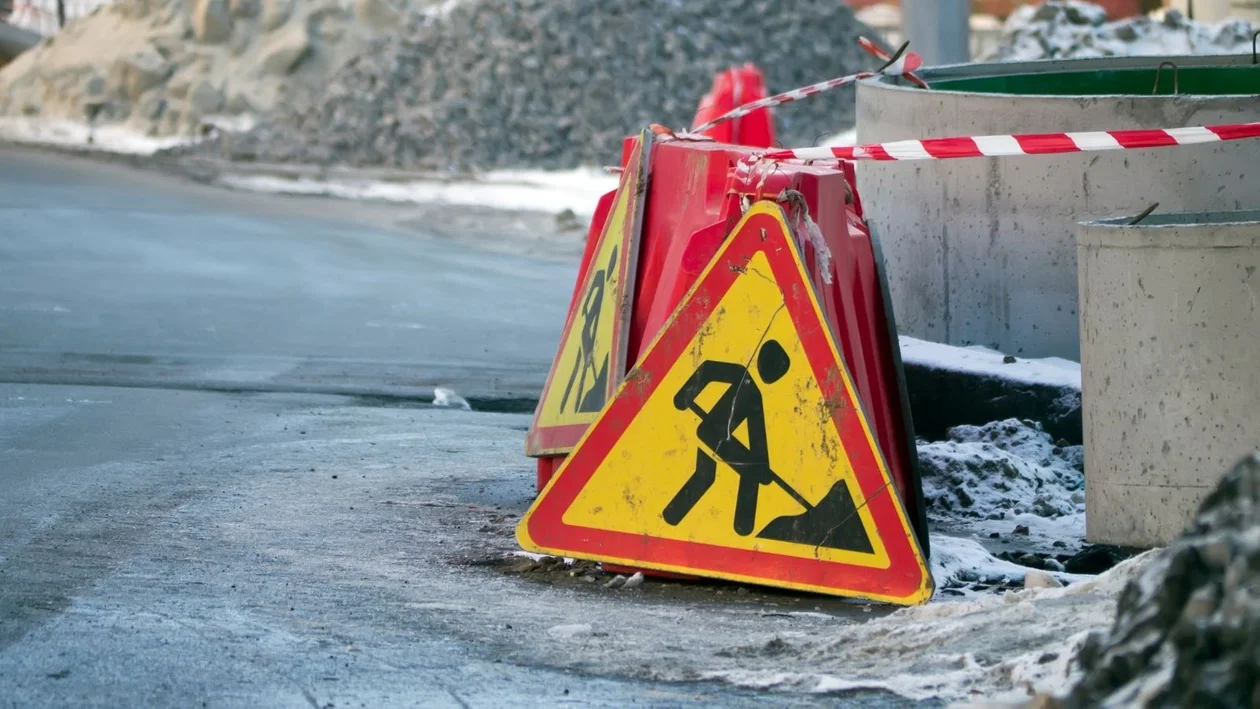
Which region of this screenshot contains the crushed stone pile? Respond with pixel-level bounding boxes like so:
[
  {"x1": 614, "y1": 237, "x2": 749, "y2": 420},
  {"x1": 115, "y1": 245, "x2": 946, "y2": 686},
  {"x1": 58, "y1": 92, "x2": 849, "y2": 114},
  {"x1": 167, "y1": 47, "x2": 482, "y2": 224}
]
[
  {"x1": 986, "y1": 1, "x2": 1256, "y2": 61},
  {"x1": 1053, "y1": 453, "x2": 1260, "y2": 707},
  {"x1": 206, "y1": 0, "x2": 878, "y2": 172},
  {"x1": 0, "y1": 0, "x2": 417, "y2": 140}
]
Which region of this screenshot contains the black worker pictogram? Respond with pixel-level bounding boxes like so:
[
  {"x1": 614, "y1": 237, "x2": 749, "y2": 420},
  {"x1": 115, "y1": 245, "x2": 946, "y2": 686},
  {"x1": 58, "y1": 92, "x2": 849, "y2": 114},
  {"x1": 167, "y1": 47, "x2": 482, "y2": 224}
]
[
  {"x1": 560, "y1": 245, "x2": 618, "y2": 414},
  {"x1": 662, "y1": 339, "x2": 875, "y2": 553}
]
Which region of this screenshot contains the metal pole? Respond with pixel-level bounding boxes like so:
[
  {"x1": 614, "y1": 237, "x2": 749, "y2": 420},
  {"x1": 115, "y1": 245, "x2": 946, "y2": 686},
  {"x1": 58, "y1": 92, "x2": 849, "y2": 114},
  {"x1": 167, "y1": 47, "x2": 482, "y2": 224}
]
[
  {"x1": 901, "y1": 0, "x2": 970, "y2": 67},
  {"x1": 57, "y1": 0, "x2": 66, "y2": 28}
]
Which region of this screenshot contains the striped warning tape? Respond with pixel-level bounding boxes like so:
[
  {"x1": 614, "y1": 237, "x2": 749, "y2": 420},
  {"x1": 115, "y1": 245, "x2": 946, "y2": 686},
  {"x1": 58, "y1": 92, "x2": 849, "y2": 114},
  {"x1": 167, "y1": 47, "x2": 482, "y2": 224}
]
[
  {"x1": 857, "y1": 37, "x2": 929, "y2": 89},
  {"x1": 687, "y1": 39, "x2": 924, "y2": 136},
  {"x1": 760, "y1": 122, "x2": 1260, "y2": 163}
]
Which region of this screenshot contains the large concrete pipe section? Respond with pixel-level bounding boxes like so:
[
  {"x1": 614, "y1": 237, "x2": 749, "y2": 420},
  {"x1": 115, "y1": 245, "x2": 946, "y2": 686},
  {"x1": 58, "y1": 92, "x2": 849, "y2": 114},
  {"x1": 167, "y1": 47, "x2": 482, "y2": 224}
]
[
  {"x1": 1078, "y1": 210, "x2": 1260, "y2": 548},
  {"x1": 856, "y1": 55, "x2": 1260, "y2": 359}
]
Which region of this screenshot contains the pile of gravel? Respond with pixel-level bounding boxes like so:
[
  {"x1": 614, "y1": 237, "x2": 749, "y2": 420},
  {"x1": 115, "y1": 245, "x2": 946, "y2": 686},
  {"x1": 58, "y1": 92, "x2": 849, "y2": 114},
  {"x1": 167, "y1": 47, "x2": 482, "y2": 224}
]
[
  {"x1": 1055, "y1": 453, "x2": 1260, "y2": 707},
  {"x1": 986, "y1": 1, "x2": 1256, "y2": 61},
  {"x1": 207, "y1": 0, "x2": 877, "y2": 172}
]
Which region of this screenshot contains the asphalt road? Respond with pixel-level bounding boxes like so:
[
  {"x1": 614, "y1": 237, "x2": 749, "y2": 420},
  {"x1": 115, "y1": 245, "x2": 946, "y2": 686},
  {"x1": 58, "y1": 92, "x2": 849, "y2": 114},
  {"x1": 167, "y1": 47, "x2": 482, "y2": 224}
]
[
  {"x1": 0, "y1": 148, "x2": 920, "y2": 708},
  {"x1": 0, "y1": 146, "x2": 577, "y2": 407}
]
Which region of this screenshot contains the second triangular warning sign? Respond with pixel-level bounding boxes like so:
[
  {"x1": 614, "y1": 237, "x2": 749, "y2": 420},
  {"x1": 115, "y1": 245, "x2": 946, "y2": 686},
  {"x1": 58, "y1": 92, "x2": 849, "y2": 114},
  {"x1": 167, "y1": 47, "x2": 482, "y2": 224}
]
[
  {"x1": 518, "y1": 202, "x2": 933, "y2": 605},
  {"x1": 525, "y1": 130, "x2": 650, "y2": 457}
]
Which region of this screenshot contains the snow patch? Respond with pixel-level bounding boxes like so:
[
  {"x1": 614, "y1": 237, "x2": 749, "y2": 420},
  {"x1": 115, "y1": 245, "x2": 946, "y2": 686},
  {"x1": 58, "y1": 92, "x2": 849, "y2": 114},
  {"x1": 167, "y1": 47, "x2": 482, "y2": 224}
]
[
  {"x1": 820, "y1": 128, "x2": 857, "y2": 147},
  {"x1": 509, "y1": 551, "x2": 579, "y2": 566},
  {"x1": 546, "y1": 622, "x2": 593, "y2": 639},
  {"x1": 421, "y1": 0, "x2": 465, "y2": 23},
  {"x1": 900, "y1": 336, "x2": 1081, "y2": 390},
  {"x1": 217, "y1": 168, "x2": 618, "y2": 217},
  {"x1": 930, "y1": 534, "x2": 1075, "y2": 594},
  {"x1": 200, "y1": 114, "x2": 259, "y2": 135},
  {"x1": 1023, "y1": 569, "x2": 1064, "y2": 589},
  {"x1": 432, "y1": 387, "x2": 471, "y2": 411},
  {"x1": 509, "y1": 551, "x2": 548, "y2": 561},
  {"x1": 0, "y1": 117, "x2": 192, "y2": 155}
]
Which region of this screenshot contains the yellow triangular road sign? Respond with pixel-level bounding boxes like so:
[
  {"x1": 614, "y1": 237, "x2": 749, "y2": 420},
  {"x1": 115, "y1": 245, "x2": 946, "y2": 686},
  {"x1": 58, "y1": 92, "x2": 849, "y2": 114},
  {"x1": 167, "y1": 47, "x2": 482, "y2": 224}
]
[{"x1": 518, "y1": 202, "x2": 933, "y2": 605}]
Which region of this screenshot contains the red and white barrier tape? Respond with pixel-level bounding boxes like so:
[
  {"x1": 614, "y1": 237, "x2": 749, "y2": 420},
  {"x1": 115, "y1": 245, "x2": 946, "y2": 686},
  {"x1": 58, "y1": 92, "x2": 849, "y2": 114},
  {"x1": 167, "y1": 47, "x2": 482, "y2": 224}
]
[
  {"x1": 857, "y1": 37, "x2": 929, "y2": 89},
  {"x1": 761, "y1": 121, "x2": 1260, "y2": 163},
  {"x1": 687, "y1": 39, "x2": 924, "y2": 136}
]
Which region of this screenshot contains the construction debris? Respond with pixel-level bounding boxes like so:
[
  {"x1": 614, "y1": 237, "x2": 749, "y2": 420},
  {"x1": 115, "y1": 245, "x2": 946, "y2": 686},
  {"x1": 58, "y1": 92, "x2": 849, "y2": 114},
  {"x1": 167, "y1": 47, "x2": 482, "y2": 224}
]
[{"x1": 205, "y1": 0, "x2": 877, "y2": 172}]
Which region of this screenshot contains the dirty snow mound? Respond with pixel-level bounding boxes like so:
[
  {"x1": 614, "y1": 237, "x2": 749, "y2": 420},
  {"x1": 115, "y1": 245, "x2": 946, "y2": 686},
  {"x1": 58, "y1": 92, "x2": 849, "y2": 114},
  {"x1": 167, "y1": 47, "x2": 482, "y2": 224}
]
[
  {"x1": 988, "y1": 2, "x2": 1256, "y2": 61},
  {"x1": 0, "y1": 0, "x2": 408, "y2": 142},
  {"x1": 207, "y1": 0, "x2": 877, "y2": 172},
  {"x1": 919, "y1": 419, "x2": 1085, "y2": 546},
  {"x1": 1052, "y1": 453, "x2": 1260, "y2": 708}
]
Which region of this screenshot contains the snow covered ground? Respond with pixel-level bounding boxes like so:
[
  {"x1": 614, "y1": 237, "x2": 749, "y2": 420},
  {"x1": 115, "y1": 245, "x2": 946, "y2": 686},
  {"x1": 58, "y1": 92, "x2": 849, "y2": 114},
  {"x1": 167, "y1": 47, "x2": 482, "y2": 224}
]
[
  {"x1": 0, "y1": 116, "x2": 620, "y2": 216},
  {"x1": 507, "y1": 532, "x2": 1143, "y2": 704},
  {"x1": 900, "y1": 336, "x2": 1081, "y2": 391},
  {"x1": 705, "y1": 550, "x2": 1156, "y2": 703},
  {"x1": 217, "y1": 168, "x2": 619, "y2": 218}
]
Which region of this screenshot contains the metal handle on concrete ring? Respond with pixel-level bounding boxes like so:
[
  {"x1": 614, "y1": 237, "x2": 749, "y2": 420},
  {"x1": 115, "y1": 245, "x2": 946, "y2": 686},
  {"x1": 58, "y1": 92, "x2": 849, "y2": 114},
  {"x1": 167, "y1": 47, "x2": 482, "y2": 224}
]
[
  {"x1": 1129, "y1": 202, "x2": 1160, "y2": 226},
  {"x1": 1152, "y1": 61, "x2": 1180, "y2": 96}
]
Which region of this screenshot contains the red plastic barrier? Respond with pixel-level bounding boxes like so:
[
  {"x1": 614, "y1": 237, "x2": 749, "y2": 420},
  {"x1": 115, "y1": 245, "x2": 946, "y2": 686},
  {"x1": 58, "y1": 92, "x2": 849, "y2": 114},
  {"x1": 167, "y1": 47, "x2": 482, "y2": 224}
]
[
  {"x1": 771, "y1": 170, "x2": 927, "y2": 550},
  {"x1": 692, "y1": 64, "x2": 775, "y2": 148},
  {"x1": 627, "y1": 140, "x2": 743, "y2": 364},
  {"x1": 535, "y1": 455, "x2": 563, "y2": 493},
  {"x1": 535, "y1": 137, "x2": 927, "y2": 551}
]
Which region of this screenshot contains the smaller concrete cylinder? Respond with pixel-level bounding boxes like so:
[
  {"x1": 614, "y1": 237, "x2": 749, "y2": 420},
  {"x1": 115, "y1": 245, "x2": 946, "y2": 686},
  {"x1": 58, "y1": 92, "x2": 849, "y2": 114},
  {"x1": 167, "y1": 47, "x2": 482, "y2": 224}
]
[{"x1": 1078, "y1": 210, "x2": 1260, "y2": 548}]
